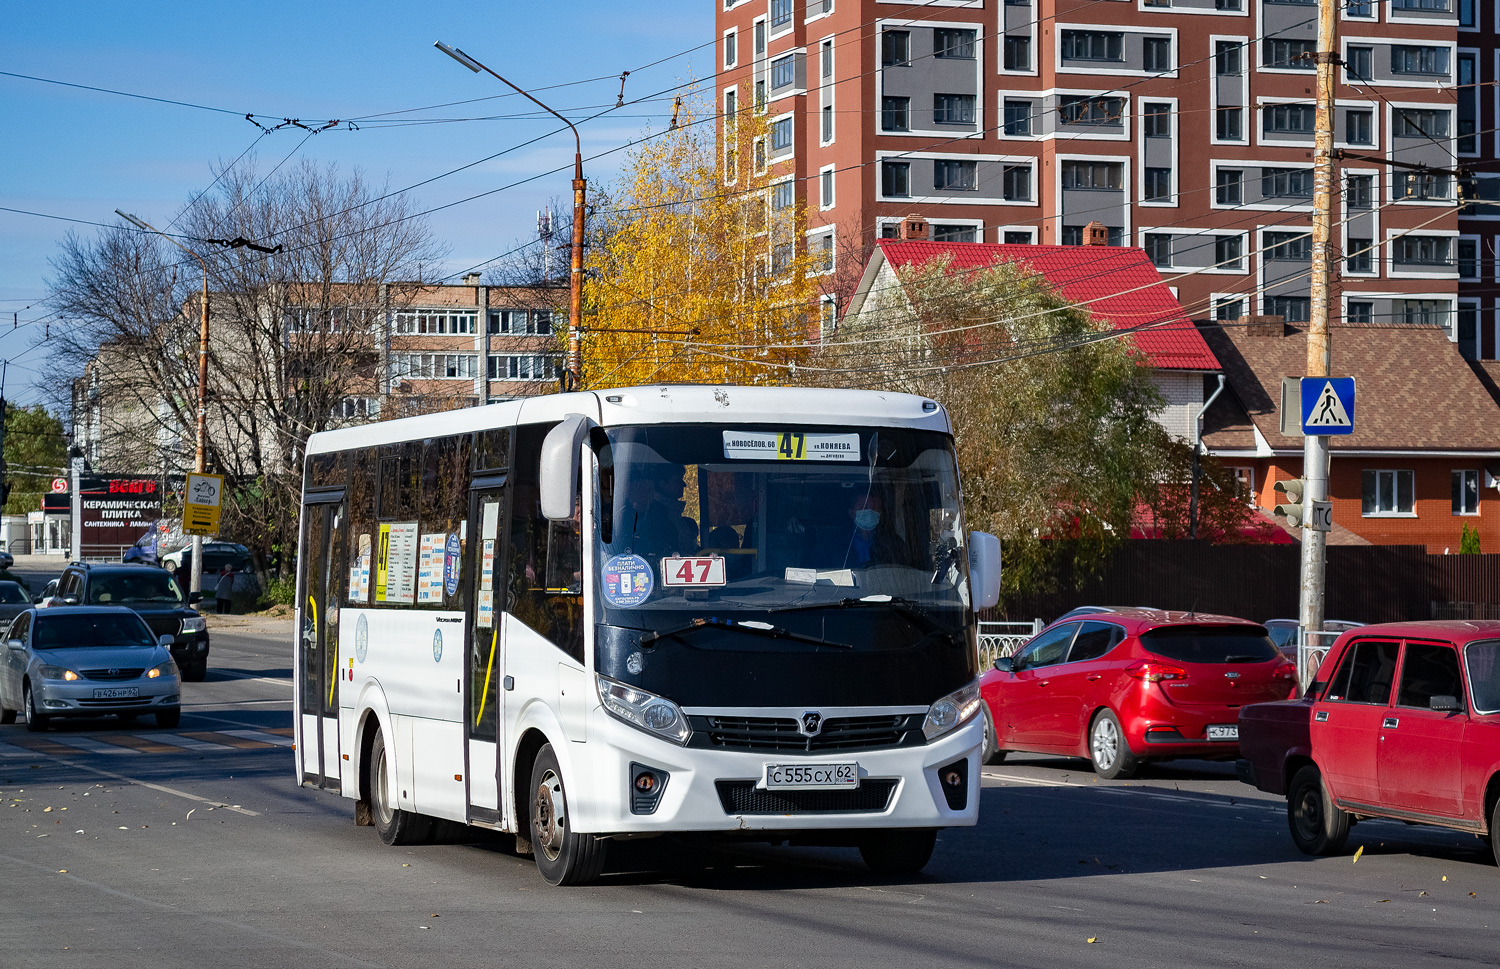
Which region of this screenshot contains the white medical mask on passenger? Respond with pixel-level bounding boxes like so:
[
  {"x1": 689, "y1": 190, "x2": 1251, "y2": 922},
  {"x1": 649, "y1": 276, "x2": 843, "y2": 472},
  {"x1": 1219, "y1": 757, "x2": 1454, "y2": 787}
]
[{"x1": 854, "y1": 509, "x2": 880, "y2": 530}]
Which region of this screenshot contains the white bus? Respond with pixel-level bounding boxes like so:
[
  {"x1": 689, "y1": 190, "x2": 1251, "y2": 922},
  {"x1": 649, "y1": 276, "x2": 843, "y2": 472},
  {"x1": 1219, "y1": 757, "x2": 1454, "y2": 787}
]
[{"x1": 294, "y1": 385, "x2": 1000, "y2": 884}]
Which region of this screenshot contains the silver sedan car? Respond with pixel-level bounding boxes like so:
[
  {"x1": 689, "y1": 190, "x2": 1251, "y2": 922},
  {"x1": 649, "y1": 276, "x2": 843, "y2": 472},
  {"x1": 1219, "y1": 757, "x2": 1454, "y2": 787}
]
[{"x1": 0, "y1": 607, "x2": 181, "y2": 731}]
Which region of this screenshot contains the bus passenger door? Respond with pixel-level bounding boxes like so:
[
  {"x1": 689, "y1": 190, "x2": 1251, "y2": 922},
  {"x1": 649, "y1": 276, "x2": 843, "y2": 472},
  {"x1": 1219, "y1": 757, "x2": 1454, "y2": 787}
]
[
  {"x1": 465, "y1": 479, "x2": 508, "y2": 825},
  {"x1": 298, "y1": 499, "x2": 346, "y2": 791}
]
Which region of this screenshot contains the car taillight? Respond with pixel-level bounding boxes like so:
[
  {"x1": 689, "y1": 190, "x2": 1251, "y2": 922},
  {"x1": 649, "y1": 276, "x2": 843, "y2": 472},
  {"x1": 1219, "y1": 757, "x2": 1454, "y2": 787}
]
[
  {"x1": 1272, "y1": 662, "x2": 1297, "y2": 680},
  {"x1": 1126, "y1": 662, "x2": 1188, "y2": 683}
]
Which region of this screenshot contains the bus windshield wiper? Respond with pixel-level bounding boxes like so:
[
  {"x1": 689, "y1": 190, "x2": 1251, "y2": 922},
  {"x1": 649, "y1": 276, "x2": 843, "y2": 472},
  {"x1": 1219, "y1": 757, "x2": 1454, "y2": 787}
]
[
  {"x1": 639, "y1": 617, "x2": 852, "y2": 649},
  {"x1": 772, "y1": 595, "x2": 945, "y2": 630}
]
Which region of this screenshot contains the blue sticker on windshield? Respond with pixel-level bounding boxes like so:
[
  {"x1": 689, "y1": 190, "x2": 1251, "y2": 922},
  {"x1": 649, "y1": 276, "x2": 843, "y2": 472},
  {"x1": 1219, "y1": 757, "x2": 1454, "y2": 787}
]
[
  {"x1": 444, "y1": 533, "x2": 461, "y2": 597},
  {"x1": 602, "y1": 554, "x2": 654, "y2": 608}
]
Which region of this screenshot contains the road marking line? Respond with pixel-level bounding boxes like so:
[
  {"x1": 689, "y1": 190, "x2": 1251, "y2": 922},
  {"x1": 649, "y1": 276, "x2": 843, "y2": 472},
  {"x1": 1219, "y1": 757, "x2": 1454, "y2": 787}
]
[
  {"x1": 37, "y1": 736, "x2": 141, "y2": 755},
  {"x1": 181, "y1": 730, "x2": 273, "y2": 750},
  {"x1": 220, "y1": 729, "x2": 294, "y2": 747},
  {"x1": 104, "y1": 733, "x2": 181, "y2": 754},
  {"x1": 142, "y1": 733, "x2": 234, "y2": 752},
  {"x1": 0, "y1": 742, "x2": 37, "y2": 757}
]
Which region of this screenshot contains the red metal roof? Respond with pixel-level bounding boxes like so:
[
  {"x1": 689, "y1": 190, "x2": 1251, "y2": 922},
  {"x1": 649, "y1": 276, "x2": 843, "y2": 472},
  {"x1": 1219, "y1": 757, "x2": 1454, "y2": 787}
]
[{"x1": 876, "y1": 241, "x2": 1221, "y2": 371}]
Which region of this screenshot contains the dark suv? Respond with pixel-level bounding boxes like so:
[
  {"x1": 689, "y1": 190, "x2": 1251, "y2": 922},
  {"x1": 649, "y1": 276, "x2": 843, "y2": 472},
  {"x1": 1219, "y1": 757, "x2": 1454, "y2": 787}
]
[{"x1": 41, "y1": 563, "x2": 210, "y2": 681}]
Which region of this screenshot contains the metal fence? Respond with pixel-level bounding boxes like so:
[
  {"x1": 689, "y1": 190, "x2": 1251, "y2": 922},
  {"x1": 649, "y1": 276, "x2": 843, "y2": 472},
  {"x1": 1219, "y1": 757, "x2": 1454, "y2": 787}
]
[
  {"x1": 1296, "y1": 628, "x2": 1342, "y2": 693},
  {"x1": 977, "y1": 619, "x2": 1043, "y2": 670}
]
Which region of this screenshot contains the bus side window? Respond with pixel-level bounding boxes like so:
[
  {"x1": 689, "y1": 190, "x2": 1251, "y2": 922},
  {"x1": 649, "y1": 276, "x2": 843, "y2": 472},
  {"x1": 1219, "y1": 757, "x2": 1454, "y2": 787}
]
[{"x1": 507, "y1": 423, "x2": 583, "y2": 663}]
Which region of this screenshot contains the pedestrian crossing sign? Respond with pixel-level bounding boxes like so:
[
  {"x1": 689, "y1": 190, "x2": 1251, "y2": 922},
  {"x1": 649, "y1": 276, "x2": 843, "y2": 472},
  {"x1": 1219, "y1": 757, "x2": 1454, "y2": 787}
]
[{"x1": 1300, "y1": 377, "x2": 1355, "y2": 436}]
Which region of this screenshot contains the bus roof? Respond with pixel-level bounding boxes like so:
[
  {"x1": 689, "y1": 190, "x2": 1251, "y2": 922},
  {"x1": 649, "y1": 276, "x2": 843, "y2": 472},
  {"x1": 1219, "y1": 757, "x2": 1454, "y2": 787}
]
[{"x1": 305, "y1": 385, "x2": 951, "y2": 455}]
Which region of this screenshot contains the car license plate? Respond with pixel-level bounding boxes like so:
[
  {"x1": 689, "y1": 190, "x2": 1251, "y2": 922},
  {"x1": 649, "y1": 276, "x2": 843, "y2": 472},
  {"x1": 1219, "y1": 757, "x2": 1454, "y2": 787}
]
[
  {"x1": 763, "y1": 763, "x2": 859, "y2": 790},
  {"x1": 1206, "y1": 724, "x2": 1238, "y2": 741},
  {"x1": 92, "y1": 687, "x2": 139, "y2": 700}
]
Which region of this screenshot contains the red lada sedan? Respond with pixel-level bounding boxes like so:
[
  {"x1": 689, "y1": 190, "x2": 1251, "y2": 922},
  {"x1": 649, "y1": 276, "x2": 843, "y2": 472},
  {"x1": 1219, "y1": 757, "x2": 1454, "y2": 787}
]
[{"x1": 980, "y1": 610, "x2": 1296, "y2": 778}]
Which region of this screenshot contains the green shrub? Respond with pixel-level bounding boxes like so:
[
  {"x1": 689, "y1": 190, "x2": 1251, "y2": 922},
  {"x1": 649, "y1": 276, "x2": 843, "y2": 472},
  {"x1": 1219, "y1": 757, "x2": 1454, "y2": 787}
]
[
  {"x1": 262, "y1": 576, "x2": 296, "y2": 607},
  {"x1": 1460, "y1": 522, "x2": 1482, "y2": 555}
]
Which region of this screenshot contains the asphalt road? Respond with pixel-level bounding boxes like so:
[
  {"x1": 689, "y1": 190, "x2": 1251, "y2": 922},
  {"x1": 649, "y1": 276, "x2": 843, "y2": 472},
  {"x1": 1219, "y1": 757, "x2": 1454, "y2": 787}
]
[{"x1": 0, "y1": 620, "x2": 1496, "y2": 969}]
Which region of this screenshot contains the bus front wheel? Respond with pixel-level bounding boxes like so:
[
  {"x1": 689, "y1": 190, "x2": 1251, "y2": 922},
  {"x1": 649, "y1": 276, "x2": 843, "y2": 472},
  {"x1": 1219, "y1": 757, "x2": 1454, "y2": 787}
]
[
  {"x1": 529, "y1": 743, "x2": 607, "y2": 886},
  {"x1": 370, "y1": 727, "x2": 432, "y2": 846}
]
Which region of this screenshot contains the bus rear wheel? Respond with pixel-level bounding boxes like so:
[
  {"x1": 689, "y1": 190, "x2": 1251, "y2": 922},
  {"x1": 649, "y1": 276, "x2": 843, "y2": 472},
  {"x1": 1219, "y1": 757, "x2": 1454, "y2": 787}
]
[
  {"x1": 529, "y1": 743, "x2": 607, "y2": 886},
  {"x1": 370, "y1": 728, "x2": 432, "y2": 846}
]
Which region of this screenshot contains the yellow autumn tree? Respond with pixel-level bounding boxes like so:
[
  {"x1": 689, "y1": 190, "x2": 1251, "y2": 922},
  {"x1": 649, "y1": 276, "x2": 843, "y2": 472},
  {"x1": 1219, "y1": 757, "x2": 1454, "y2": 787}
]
[{"x1": 582, "y1": 99, "x2": 817, "y2": 387}]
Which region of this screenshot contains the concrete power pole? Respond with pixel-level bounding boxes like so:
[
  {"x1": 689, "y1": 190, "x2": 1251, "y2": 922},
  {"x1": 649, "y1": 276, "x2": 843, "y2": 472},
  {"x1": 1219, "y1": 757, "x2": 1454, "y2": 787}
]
[{"x1": 1299, "y1": 0, "x2": 1339, "y2": 635}]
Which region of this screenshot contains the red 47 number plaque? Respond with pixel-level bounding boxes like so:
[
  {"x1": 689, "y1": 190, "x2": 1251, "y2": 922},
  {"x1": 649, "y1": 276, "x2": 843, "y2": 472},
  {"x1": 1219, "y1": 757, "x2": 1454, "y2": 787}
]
[{"x1": 661, "y1": 556, "x2": 727, "y2": 587}]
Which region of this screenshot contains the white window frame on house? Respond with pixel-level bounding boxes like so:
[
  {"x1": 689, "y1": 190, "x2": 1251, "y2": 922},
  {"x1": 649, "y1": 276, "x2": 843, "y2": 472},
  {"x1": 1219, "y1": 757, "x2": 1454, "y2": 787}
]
[
  {"x1": 723, "y1": 87, "x2": 740, "y2": 185},
  {"x1": 1254, "y1": 96, "x2": 1380, "y2": 149},
  {"x1": 818, "y1": 295, "x2": 836, "y2": 340},
  {"x1": 875, "y1": 150, "x2": 1038, "y2": 206},
  {"x1": 1208, "y1": 159, "x2": 1316, "y2": 211},
  {"x1": 928, "y1": 218, "x2": 986, "y2": 243},
  {"x1": 391, "y1": 352, "x2": 479, "y2": 380},
  {"x1": 1211, "y1": 293, "x2": 1249, "y2": 322},
  {"x1": 769, "y1": 0, "x2": 796, "y2": 41},
  {"x1": 1452, "y1": 468, "x2": 1480, "y2": 515},
  {"x1": 769, "y1": 111, "x2": 795, "y2": 157},
  {"x1": 1136, "y1": 96, "x2": 1178, "y2": 207},
  {"x1": 999, "y1": 27, "x2": 1039, "y2": 78},
  {"x1": 1340, "y1": 166, "x2": 1381, "y2": 278},
  {"x1": 805, "y1": 0, "x2": 834, "y2": 24},
  {"x1": 819, "y1": 35, "x2": 836, "y2": 146},
  {"x1": 1210, "y1": 36, "x2": 1251, "y2": 146},
  {"x1": 1362, "y1": 468, "x2": 1417, "y2": 517},
  {"x1": 998, "y1": 225, "x2": 1038, "y2": 244},
  {"x1": 488, "y1": 309, "x2": 554, "y2": 335},
  {"x1": 1045, "y1": 87, "x2": 1134, "y2": 142},
  {"x1": 286, "y1": 306, "x2": 374, "y2": 333},
  {"x1": 1389, "y1": 0, "x2": 1458, "y2": 26},
  {"x1": 806, "y1": 226, "x2": 836, "y2": 275},
  {"x1": 819, "y1": 163, "x2": 837, "y2": 210},
  {"x1": 487, "y1": 353, "x2": 561, "y2": 382},
  {"x1": 1458, "y1": 234, "x2": 1481, "y2": 280},
  {"x1": 1385, "y1": 228, "x2": 1459, "y2": 278},
  {"x1": 724, "y1": 27, "x2": 739, "y2": 68},
  {"x1": 875, "y1": 19, "x2": 986, "y2": 138},
  {"x1": 1154, "y1": 227, "x2": 1250, "y2": 274},
  {"x1": 1054, "y1": 24, "x2": 1179, "y2": 78},
  {"x1": 394, "y1": 309, "x2": 478, "y2": 335},
  {"x1": 1339, "y1": 36, "x2": 1457, "y2": 88}
]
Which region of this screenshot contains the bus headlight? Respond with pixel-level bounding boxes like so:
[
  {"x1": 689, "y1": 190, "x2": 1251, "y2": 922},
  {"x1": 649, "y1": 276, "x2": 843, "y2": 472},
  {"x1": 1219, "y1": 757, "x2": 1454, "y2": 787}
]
[
  {"x1": 922, "y1": 678, "x2": 981, "y2": 741},
  {"x1": 596, "y1": 675, "x2": 691, "y2": 745}
]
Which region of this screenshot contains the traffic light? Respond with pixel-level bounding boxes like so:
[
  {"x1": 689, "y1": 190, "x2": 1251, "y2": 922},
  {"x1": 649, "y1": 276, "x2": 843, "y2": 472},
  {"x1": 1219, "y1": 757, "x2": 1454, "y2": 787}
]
[{"x1": 1273, "y1": 478, "x2": 1305, "y2": 527}]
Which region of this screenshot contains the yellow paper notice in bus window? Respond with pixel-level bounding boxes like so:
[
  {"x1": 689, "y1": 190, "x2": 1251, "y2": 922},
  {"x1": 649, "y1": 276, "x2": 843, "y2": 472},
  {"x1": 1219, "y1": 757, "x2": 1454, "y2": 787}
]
[{"x1": 375, "y1": 525, "x2": 391, "y2": 602}]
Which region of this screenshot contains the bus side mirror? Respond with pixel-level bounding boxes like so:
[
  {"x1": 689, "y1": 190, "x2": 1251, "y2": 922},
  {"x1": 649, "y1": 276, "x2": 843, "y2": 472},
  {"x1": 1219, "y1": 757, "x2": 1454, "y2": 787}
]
[
  {"x1": 968, "y1": 531, "x2": 1001, "y2": 611},
  {"x1": 540, "y1": 414, "x2": 598, "y2": 521}
]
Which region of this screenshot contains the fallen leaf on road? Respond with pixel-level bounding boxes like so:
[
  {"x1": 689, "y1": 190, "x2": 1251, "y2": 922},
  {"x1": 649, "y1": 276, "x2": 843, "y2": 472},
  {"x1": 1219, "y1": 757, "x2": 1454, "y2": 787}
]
[
  {"x1": 1443, "y1": 875, "x2": 1448, "y2": 881},
  {"x1": 1313, "y1": 900, "x2": 1328, "y2": 904},
  {"x1": 1470, "y1": 892, "x2": 1478, "y2": 897},
  {"x1": 1087, "y1": 938, "x2": 1098, "y2": 944},
  {"x1": 1419, "y1": 891, "x2": 1429, "y2": 896},
  {"x1": 1352, "y1": 846, "x2": 1364, "y2": 864},
  {"x1": 74, "y1": 829, "x2": 83, "y2": 834},
  {"x1": 57, "y1": 870, "x2": 66, "y2": 873},
  {"x1": 185, "y1": 810, "x2": 195, "y2": 821},
  {"x1": 1376, "y1": 899, "x2": 1391, "y2": 903},
  {"x1": 42, "y1": 807, "x2": 52, "y2": 813}
]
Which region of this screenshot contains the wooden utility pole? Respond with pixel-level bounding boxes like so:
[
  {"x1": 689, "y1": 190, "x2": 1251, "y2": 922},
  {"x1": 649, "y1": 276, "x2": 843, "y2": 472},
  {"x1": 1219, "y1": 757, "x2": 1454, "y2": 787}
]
[{"x1": 1299, "y1": 0, "x2": 1338, "y2": 635}]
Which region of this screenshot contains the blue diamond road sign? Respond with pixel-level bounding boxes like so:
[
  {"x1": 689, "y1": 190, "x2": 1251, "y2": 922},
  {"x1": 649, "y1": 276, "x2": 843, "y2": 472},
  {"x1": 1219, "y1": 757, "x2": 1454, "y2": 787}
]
[{"x1": 1300, "y1": 377, "x2": 1355, "y2": 436}]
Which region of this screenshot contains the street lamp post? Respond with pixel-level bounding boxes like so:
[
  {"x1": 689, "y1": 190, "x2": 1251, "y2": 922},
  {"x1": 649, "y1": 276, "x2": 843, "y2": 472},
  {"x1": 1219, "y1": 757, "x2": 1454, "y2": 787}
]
[
  {"x1": 435, "y1": 42, "x2": 585, "y2": 388},
  {"x1": 116, "y1": 210, "x2": 210, "y2": 605}
]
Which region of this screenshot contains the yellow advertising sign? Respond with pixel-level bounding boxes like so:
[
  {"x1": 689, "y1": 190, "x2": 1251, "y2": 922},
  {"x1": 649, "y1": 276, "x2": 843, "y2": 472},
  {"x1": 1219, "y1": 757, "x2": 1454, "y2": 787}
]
[
  {"x1": 375, "y1": 524, "x2": 391, "y2": 602},
  {"x1": 182, "y1": 473, "x2": 225, "y2": 536}
]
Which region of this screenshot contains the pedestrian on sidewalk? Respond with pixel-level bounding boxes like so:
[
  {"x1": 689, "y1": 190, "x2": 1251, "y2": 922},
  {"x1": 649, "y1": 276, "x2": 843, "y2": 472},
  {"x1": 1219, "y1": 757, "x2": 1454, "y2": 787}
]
[{"x1": 216, "y1": 565, "x2": 236, "y2": 615}]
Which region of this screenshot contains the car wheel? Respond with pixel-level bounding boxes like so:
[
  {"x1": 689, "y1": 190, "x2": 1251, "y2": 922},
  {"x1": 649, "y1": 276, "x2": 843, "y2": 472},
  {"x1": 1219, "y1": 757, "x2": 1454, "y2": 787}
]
[
  {"x1": 155, "y1": 708, "x2": 181, "y2": 729},
  {"x1": 859, "y1": 828, "x2": 938, "y2": 875},
  {"x1": 0, "y1": 705, "x2": 15, "y2": 725},
  {"x1": 1088, "y1": 709, "x2": 1139, "y2": 780},
  {"x1": 23, "y1": 685, "x2": 48, "y2": 733},
  {"x1": 370, "y1": 727, "x2": 433, "y2": 846},
  {"x1": 981, "y1": 705, "x2": 1007, "y2": 765},
  {"x1": 529, "y1": 743, "x2": 607, "y2": 885},
  {"x1": 1491, "y1": 798, "x2": 1500, "y2": 869},
  {"x1": 1287, "y1": 765, "x2": 1350, "y2": 856}
]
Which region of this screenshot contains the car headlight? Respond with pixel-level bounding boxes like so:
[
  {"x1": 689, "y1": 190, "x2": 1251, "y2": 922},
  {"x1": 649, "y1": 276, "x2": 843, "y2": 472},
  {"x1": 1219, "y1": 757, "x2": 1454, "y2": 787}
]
[
  {"x1": 38, "y1": 665, "x2": 79, "y2": 682},
  {"x1": 922, "y1": 678, "x2": 982, "y2": 741},
  {"x1": 147, "y1": 660, "x2": 177, "y2": 680},
  {"x1": 596, "y1": 674, "x2": 691, "y2": 745},
  {"x1": 180, "y1": 617, "x2": 206, "y2": 635}
]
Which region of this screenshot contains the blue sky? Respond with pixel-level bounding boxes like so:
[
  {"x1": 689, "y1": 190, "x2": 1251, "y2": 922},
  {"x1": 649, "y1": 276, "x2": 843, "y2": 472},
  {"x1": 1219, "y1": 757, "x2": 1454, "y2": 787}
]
[{"x1": 0, "y1": 0, "x2": 709, "y2": 408}]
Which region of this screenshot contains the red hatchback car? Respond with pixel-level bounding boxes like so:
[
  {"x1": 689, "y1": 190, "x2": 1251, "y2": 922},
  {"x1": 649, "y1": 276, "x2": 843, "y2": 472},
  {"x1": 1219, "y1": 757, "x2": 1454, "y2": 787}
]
[{"x1": 980, "y1": 610, "x2": 1297, "y2": 778}]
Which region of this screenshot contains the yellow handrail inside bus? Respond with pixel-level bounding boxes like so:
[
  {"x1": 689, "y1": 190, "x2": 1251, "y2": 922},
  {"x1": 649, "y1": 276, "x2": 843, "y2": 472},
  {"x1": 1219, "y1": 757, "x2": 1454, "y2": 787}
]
[{"x1": 475, "y1": 624, "x2": 498, "y2": 728}]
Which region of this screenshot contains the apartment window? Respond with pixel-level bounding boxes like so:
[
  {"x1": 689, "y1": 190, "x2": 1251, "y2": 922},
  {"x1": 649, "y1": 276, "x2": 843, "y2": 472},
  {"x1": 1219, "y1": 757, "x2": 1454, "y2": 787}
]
[
  {"x1": 1060, "y1": 31, "x2": 1124, "y2": 61},
  {"x1": 1215, "y1": 0, "x2": 1244, "y2": 11},
  {"x1": 1216, "y1": 168, "x2": 1244, "y2": 204},
  {"x1": 1267, "y1": 295, "x2": 1311, "y2": 322},
  {"x1": 1143, "y1": 38, "x2": 1172, "y2": 73},
  {"x1": 1346, "y1": 173, "x2": 1373, "y2": 208},
  {"x1": 1458, "y1": 0, "x2": 1475, "y2": 24},
  {"x1": 882, "y1": 160, "x2": 910, "y2": 197},
  {"x1": 1143, "y1": 168, "x2": 1172, "y2": 201},
  {"x1": 771, "y1": 116, "x2": 793, "y2": 150},
  {"x1": 934, "y1": 29, "x2": 976, "y2": 59},
  {"x1": 1061, "y1": 160, "x2": 1123, "y2": 189},
  {"x1": 1362, "y1": 469, "x2": 1415, "y2": 516},
  {"x1": 394, "y1": 310, "x2": 477, "y2": 335},
  {"x1": 771, "y1": 180, "x2": 795, "y2": 211},
  {"x1": 934, "y1": 159, "x2": 978, "y2": 191},
  {"x1": 1453, "y1": 470, "x2": 1480, "y2": 515},
  {"x1": 882, "y1": 30, "x2": 910, "y2": 67},
  {"x1": 1346, "y1": 46, "x2": 1373, "y2": 81},
  {"x1": 1393, "y1": 109, "x2": 1451, "y2": 139},
  {"x1": 1394, "y1": 172, "x2": 1452, "y2": 200},
  {"x1": 754, "y1": 137, "x2": 766, "y2": 171},
  {"x1": 1263, "y1": 167, "x2": 1313, "y2": 198},
  {"x1": 754, "y1": 80, "x2": 766, "y2": 112},
  {"x1": 771, "y1": 54, "x2": 796, "y2": 89},
  {"x1": 1393, "y1": 0, "x2": 1450, "y2": 9},
  {"x1": 1458, "y1": 304, "x2": 1478, "y2": 359},
  {"x1": 1346, "y1": 238, "x2": 1373, "y2": 273},
  {"x1": 1397, "y1": 298, "x2": 1450, "y2": 326},
  {"x1": 725, "y1": 89, "x2": 737, "y2": 120},
  {"x1": 1215, "y1": 41, "x2": 1243, "y2": 76},
  {"x1": 1458, "y1": 238, "x2": 1478, "y2": 278},
  {"x1": 724, "y1": 30, "x2": 737, "y2": 67},
  {"x1": 821, "y1": 39, "x2": 834, "y2": 78},
  {"x1": 1003, "y1": 36, "x2": 1031, "y2": 71},
  {"x1": 1392, "y1": 46, "x2": 1450, "y2": 76},
  {"x1": 931, "y1": 224, "x2": 978, "y2": 243},
  {"x1": 934, "y1": 94, "x2": 977, "y2": 125},
  {"x1": 1346, "y1": 110, "x2": 1373, "y2": 146},
  {"x1": 1264, "y1": 39, "x2": 1315, "y2": 69},
  {"x1": 1143, "y1": 103, "x2": 1171, "y2": 137},
  {"x1": 754, "y1": 19, "x2": 766, "y2": 54},
  {"x1": 1346, "y1": 300, "x2": 1373, "y2": 323},
  {"x1": 1216, "y1": 297, "x2": 1246, "y2": 321},
  {"x1": 1058, "y1": 96, "x2": 1125, "y2": 126},
  {"x1": 882, "y1": 96, "x2": 910, "y2": 131},
  {"x1": 810, "y1": 0, "x2": 833, "y2": 13},
  {"x1": 1265, "y1": 104, "x2": 1315, "y2": 134},
  {"x1": 1459, "y1": 54, "x2": 1477, "y2": 153},
  {"x1": 821, "y1": 104, "x2": 833, "y2": 141},
  {"x1": 391, "y1": 352, "x2": 479, "y2": 380},
  {"x1": 771, "y1": 0, "x2": 793, "y2": 26},
  {"x1": 487, "y1": 354, "x2": 559, "y2": 382},
  {"x1": 1347, "y1": 0, "x2": 1372, "y2": 13},
  {"x1": 1265, "y1": 231, "x2": 1312, "y2": 259},
  {"x1": 812, "y1": 233, "x2": 834, "y2": 273},
  {"x1": 1216, "y1": 235, "x2": 1243, "y2": 269},
  {"x1": 1145, "y1": 233, "x2": 1173, "y2": 267},
  {"x1": 1216, "y1": 107, "x2": 1243, "y2": 141},
  {"x1": 1004, "y1": 231, "x2": 1035, "y2": 244},
  {"x1": 1002, "y1": 164, "x2": 1032, "y2": 201},
  {"x1": 1004, "y1": 100, "x2": 1032, "y2": 135},
  {"x1": 1393, "y1": 236, "x2": 1453, "y2": 266},
  {"x1": 879, "y1": 223, "x2": 900, "y2": 239}
]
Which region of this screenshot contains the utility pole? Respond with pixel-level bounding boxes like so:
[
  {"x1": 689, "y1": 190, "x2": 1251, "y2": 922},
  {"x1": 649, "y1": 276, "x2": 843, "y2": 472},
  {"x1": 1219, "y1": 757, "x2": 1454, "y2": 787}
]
[{"x1": 1299, "y1": 0, "x2": 1339, "y2": 636}]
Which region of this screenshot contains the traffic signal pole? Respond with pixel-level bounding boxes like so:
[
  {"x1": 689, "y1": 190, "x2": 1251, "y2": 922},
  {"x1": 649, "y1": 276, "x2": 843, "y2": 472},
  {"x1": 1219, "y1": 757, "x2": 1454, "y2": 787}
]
[{"x1": 1299, "y1": 0, "x2": 1338, "y2": 636}]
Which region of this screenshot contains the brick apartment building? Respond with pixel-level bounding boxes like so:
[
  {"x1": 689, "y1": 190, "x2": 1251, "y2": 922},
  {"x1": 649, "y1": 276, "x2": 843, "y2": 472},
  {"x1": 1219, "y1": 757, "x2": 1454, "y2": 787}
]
[{"x1": 718, "y1": 0, "x2": 1487, "y2": 361}]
